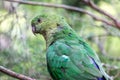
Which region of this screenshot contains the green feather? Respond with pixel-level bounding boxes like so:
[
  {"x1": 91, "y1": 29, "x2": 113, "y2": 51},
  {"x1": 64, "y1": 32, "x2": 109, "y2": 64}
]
[{"x1": 31, "y1": 14, "x2": 111, "y2": 80}]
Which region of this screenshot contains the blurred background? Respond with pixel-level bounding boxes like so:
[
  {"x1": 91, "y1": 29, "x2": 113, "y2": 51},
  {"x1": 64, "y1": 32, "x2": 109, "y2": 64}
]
[{"x1": 0, "y1": 0, "x2": 120, "y2": 80}]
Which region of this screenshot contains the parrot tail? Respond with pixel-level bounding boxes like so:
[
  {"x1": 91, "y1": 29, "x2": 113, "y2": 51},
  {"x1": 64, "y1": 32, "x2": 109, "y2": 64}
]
[{"x1": 97, "y1": 76, "x2": 106, "y2": 80}]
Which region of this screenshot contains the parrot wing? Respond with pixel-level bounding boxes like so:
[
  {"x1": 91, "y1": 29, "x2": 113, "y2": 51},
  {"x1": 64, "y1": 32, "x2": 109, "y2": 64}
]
[{"x1": 47, "y1": 39, "x2": 104, "y2": 80}]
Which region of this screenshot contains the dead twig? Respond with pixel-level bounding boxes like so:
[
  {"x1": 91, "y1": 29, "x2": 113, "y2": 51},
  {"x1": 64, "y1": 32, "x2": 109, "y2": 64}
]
[
  {"x1": 5, "y1": 0, "x2": 118, "y2": 29},
  {"x1": 0, "y1": 66, "x2": 36, "y2": 80},
  {"x1": 102, "y1": 63, "x2": 119, "y2": 70},
  {"x1": 82, "y1": 0, "x2": 120, "y2": 29}
]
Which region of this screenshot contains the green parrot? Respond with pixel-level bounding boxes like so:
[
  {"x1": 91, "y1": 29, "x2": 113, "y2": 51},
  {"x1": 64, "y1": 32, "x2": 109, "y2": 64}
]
[{"x1": 31, "y1": 14, "x2": 111, "y2": 80}]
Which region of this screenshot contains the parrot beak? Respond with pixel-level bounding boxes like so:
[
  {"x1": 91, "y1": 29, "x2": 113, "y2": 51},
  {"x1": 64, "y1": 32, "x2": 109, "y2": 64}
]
[
  {"x1": 31, "y1": 23, "x2": 41, "y2": 35},
  {"x1": 31, "y1": 23, "x2": 37, "y2": 35}
]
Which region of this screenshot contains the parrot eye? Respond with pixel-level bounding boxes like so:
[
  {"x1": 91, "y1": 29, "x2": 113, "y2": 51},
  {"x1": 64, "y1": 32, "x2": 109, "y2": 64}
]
[
  {"x1": 57, "y1": 23, "x2": 60, "y2": 26},
  {"x1": 37, "y1": 18, "x2": 41, "y2": 23}
]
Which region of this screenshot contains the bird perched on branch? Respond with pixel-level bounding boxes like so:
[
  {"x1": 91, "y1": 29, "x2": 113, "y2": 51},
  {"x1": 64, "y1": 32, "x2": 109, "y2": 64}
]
[{"x1": 31, "y1": 14, "x2": 111, "y2": 80}]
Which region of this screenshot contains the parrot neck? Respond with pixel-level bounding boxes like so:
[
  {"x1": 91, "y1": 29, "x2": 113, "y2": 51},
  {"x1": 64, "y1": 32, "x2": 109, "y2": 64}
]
[{"x1": 45, "y1": 25, "x2": 79, "y2": 47}]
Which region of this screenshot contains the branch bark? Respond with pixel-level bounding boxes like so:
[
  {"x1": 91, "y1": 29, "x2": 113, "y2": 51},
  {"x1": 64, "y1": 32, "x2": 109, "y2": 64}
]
[
  {"x1": 82, "y1": 0, "x2": 117, "y2": 21},
  {"x1": 5, "y1": 0, "x2": 119, "y2": 29},
  {"x1": 0, "y1": 66, "x2": 36, "y2": 80},
  {"x1": 82, "y1": 0, "x2": 120, "y2": 29}
]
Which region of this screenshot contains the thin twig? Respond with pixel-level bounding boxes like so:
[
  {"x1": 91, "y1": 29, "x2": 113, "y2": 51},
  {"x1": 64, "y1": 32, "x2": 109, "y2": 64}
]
[
  {"x1": 82, "y1": 0, "x2": 120, "y2": 29},
  {"x1": 107, "y1": 56, "x2": 120, "y2": 61},
  {"x1": 102, "y1": 63, "x2": 119, "y2": 70},
  {"x1": 113, "y1": 71, "x2": 120, "y2": 79},
  {"x1": 5, "y1": 0, "x2": 116, "y2": 28},
  {"x1": 82, "y1": 0, "x2": 116, "y2": 21},
  {"x1": 0, "y1": 66, "x2": 36, "y2": 80},
  {"x1": 88, "y1": 33, "x2": 120, "y2": 38}
]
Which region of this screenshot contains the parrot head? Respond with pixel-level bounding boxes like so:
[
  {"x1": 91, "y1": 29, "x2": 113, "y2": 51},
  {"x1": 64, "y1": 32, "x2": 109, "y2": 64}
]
[{"x1": 31, "y1": 14, "x2": 66, "y2": 37}]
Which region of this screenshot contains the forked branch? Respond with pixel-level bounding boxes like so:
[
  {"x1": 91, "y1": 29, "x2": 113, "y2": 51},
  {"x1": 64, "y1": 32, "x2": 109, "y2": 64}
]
[{"x1": 5, "y1": 0, "x2": 120, "y2": 29}]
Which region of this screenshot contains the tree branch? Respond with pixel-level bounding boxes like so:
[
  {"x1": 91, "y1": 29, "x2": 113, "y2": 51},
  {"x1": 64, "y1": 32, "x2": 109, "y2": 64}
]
[
  {"x1": 82, "y1": 0, "x2": 120, "y2": 29},
  {"x1": 107, "y1": 56, "x2": 120, "y2": 61},
  {"x1": 102, "y1": 63, "x2": 119, "y2": 70},
  {"x1": 0, "y1": 66, "x2": 36, "y2": 80},
  {"x1": 5, "y1": 0, "x2": 117, "y2": 29},
  {"x1": 82, "y1": 0, "x2": 116, "y2": 21}
]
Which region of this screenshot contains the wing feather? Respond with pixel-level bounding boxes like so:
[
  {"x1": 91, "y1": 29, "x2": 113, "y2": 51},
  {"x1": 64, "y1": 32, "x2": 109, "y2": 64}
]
[{"x1": 46, "y1": 39, "x2": 104, "y2": 80}]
